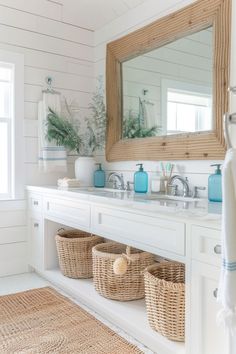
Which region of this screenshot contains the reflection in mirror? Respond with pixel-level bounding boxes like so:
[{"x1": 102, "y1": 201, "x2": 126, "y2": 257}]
[{"x1": 122, "y1": 27, "x2": 213, "y2": 139}]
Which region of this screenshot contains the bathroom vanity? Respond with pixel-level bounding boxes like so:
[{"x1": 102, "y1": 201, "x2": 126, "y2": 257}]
[{"x1": 27, "y1": 185, "x2": 226, "y2": 354}]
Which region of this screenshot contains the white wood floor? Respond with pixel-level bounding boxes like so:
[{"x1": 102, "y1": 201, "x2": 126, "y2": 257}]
[
  {"x1": 0, "y1": 272, "x2": 50, "y2": 296},
  {"x1": 0, "y1": 272, "x2": 154, "y2": 354}
]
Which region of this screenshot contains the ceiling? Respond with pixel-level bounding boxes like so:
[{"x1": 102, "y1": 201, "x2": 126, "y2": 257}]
[{"x1": 60, "y1": 0, "x2": 149, "y2": 31}]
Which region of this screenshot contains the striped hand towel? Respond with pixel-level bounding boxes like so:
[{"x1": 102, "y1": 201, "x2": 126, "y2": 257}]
[{"x1": 218, "y1": 148, "x2": 236, "y2": 334}]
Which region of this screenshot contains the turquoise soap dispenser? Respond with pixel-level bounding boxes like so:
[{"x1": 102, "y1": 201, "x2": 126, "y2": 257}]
[
  {"x1": 94, "y1": 163, "x2": 105, "y2": 188},
  {"x1": 208, "y1": 164, "x2": 222, "y2": 202},
  {"x1": 134, "y1": 163, "x2": 148, "y2": 193}
]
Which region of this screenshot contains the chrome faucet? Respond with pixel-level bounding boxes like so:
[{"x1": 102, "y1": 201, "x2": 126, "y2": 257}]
[
  {"x1": 169, "y1": 175, "x2": 191, "y2": 197},
  {"x1": 108, "y1": 172, "x2": 125, "y2": 190}
]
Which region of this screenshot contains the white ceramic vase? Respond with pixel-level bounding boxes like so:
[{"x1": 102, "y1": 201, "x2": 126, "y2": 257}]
[{"x1": 74, "y1": 156, "x2": 96, "y2": 187}]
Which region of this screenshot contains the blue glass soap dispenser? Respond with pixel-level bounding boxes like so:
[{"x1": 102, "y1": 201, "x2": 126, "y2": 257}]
[
  {"x1": 134, "y1": 163, "x2": 148, "y2": 193},
  {"x1": 94, "y1": 163, "x2": 105, "y2": 188},
  {"x1": 208, "y1": 164, "x2": 222, "y2": 202}
]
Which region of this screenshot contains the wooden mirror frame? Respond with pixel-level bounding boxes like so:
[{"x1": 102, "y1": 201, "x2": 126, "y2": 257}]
[{"x1": 106, "y1": 0, "x2": 231, "y2": 161}]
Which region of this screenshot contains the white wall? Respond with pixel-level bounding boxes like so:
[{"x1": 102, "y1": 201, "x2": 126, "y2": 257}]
[
  {"x1": 0, "y1": 0, "x2": 94, "y2": 186},
  {"x1": 0, "y1": 0, "x2": 234, "y2": 277},
  {"x1": 0, "y1": 0, "x2": 94, "y2": 276},
  {"x1": 94, "y1": 0, "x2": 225, "y2": 195}
]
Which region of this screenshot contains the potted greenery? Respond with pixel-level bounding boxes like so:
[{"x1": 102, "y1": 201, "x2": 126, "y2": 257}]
[
  {"x1": 122, "y1": 115, "x2": 158, "y2": 139},
  {"x1": 46, "y1": 78, "x2": 106, "y2": 186}
]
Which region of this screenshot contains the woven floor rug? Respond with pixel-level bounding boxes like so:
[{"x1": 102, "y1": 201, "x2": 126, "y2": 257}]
[{"x1": 0, "y1": 287, "x2": 143, "y2": 354}]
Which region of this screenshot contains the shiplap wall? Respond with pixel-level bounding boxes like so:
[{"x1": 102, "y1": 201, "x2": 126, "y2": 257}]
[
  {"x1": 0, "y1": 1, "x2": 94, "y2": 186},
  {"x1": 0, "y1": 0, "x2": 94, "y2": 276},
  {"x1": 94, "y1": 0, "x2": 225, "y2": 195},
  {"x1": 0, "y1": 0, "x2": 235, "y2": 277}
]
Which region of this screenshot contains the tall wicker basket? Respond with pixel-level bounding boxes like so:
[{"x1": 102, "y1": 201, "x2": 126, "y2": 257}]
[
  {"x1": 92, "y1": 242, "x2": 155, "y2": 301},
  {"x1": 144, "y1": 262, "x2": 185, "y2": 342},
  {"x1": 55, "y1": 229, "x2": 103, "y2": 279}
]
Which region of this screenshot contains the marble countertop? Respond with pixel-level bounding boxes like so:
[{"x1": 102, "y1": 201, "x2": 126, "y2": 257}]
[{"x1": 27, "y1": 186, "x2": 222, "y2": 228}]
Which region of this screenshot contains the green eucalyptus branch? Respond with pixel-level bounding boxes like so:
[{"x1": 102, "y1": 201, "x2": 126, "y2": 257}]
[
  {"x1": 123, "y1": 115, "x2": 158, "y2": 139},
  {"x1": 46, "y1": 108, "x2": 81, "y2": 154},
  {"x1": 45, "y1": 77, "x2": 106, "y2": 156}
]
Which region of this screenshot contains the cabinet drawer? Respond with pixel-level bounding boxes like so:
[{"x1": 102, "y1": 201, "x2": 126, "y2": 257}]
[
  {"x1": 191, "y1": 225, "x2": 221, "y2": 266},
  {"x1": 44, "y1": 197, "x2": 90, "y2": 230},
  {"x1": 29, "y1": 216, "x2": 43, "y2": 271},
  {"x1": 91, "y1": 206, "x2": 185, "y2": 258},
  {"x1": 28, "y1": 193, "x2": 42, "y2": 213}
]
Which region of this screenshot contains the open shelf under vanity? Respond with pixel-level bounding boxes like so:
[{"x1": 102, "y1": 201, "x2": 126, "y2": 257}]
[
  {"x1": 38, "y1": 268, "x2": 185, "y2": 354},
  {"x1": 27, "y1": 186, "x2": 226, "y2": 354},
  {"x1": 34, "y1": 218, "x2": 185, "y2": 354}
]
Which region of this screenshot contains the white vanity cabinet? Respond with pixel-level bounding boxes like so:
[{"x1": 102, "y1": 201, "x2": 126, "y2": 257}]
[
  {"x1": 189, "y1": 225, "x2": 227, "y2": 354},
  {"x1": 29, "y1": 215, "x2": 43, "y2": 271},
  {"x1": 44, "y1": 196, "x2": 90, "y2": 231},
  {"x1": 91, "y1": 205, "x2": 185, "y2": 261},
  {"x1": 28, "y1": 193, "x2": 44, "y2": 271},
  {"x1": 27, "y1": 186, "x2": 226, "y2": 354},
  {"x1": 190, "y1": 261, "x2": 228, "y2": 354}
]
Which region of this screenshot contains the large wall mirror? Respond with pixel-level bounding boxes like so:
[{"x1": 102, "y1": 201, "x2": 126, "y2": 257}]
[
  {"x1": 122, "y1": 27, "x2": 213, "y2": 139},
  {"x1": 106, "y1": 0, "x2": 231, "y2": 161}
]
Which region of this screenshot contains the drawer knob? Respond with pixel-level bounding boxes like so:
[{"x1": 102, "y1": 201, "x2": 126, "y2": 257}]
[
  {"x1": 33, "y1": 201, "x2": 39, "y2": 206},
  {"x1": 214, "y1": 244, "x2": 222, "y2": 254},
  {"x1": 213, "y1": 288, "x2": 218, "y2": 298},
  {"x1": 34, "y1": 223, "x2": 39, "y2": 228}
]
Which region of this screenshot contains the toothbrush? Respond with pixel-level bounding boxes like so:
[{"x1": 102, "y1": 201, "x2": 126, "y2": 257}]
[
  {"x1": 166, "y1": 163, "x2": 171, "y2": 178},
  {"x1": 161, "y1": 162, "x2": 166, "y2": 177},
  {"x1": 169, "y1": 164, "x2": 174, "y2": 179},
  {"x1": 166, "y1": 163, "x2": 174, "y2": 180}
]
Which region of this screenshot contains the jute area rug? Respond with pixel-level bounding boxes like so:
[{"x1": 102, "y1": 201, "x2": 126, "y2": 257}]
[{"x1": 0, "y1": 287, "x2": 143, "y2": 354}]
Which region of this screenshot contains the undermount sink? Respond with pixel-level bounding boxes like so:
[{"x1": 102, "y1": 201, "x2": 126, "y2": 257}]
[
  {"x1": 146, "y1": 194, "x2": 202, "y2": 203},
  {"x1": 70, "y1": 187, "x2": 204, "y2": 206},
  {"x1": 72, "y1": 187, "x2": 128, "y2": 193}
]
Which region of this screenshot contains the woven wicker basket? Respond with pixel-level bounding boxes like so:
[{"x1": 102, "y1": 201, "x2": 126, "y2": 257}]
[
  {"x1": 92, "y1": 242, "x2": 155, "y2": 301},
  {"x1": 144, "y1": 262, "x2": 185, "y2": 342},
  {"x1": 55, "y1": 229, "x2": 103, "y2": 279}
]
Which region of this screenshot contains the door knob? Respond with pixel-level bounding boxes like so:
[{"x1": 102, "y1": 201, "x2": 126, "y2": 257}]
[
  {"x1": 213, "y1": 288, "x2": 218, "y2": 298},
  {"x1": 214, "y1": 245, "x2": 222, "y2": 254}
]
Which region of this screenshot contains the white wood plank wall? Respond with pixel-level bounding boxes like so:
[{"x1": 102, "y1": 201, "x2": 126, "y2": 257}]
[
  {"x1": 0, "y1": 0, "x2": 94, "y2": 187},
  {"x1": 0, "y1": 0, "x2": 235, "y2": 277},
  {"x1": 94, "y1": 0, "x2": 227, "y2": 196},
  {"x1": 0, "y1": 0, "x2": 94, "y2": 276},
  {"x1": 0, "y1": 200, "x2": 27, "y2": 277}
]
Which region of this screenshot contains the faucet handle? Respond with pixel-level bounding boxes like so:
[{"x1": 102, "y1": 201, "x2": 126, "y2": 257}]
[
  {"x1": 112, "y1": 180, "x2": 118, "y2": 189},
  {"x1": 193, "y1": 186, "x2": 206, "y2": 198},
  {"x1": 126, "y1": 181, "x2": 134, "y2": 191},
  {"x1": 167, "y1": 184, "x2": 178, "y2": 196}
]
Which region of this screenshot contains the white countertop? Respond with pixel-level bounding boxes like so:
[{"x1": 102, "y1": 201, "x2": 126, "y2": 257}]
[{"x1": 27, "y1": 185, "x2": 222, "y2": 228}]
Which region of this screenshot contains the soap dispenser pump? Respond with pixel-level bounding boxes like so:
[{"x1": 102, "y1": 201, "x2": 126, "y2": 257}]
[
  {"x1": 94, "y1": 163, "x2": 105, "y2": 188},
  {"x1": 208, "y1": 164, "x2": 222, "y2": 202},
  {"x1": 134, "y1": 163, "x2": 148, "y2": 193}
]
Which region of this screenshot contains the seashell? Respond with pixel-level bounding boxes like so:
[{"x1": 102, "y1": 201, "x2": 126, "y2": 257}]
[{"x1": 113, "y1": 256, "x2": 128, "y2": 275}]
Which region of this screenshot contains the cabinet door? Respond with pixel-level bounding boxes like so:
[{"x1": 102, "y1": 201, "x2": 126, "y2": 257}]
[
  {"x1": 44, "y1": 197, "x2": 90, "y2": 230},
  {"x1": 190, "y1": 261, "x2": 229, "y2": 354},
  {"x1": 91, "y1": 205, "x2": 185, "y2": 259},
  {"x1": 191, "y1": 225, "x2": 221, "y2": 266},
  {"x1": 29, "y1": 216, "x2": 43, "y2": 271}
]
